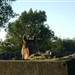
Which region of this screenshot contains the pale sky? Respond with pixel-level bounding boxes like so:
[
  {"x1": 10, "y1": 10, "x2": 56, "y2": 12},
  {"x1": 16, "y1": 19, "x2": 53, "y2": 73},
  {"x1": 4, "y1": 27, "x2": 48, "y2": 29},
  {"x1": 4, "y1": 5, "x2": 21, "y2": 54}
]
[{"x1": 0, "y1": 0, "x2": 75, "y2": 40}]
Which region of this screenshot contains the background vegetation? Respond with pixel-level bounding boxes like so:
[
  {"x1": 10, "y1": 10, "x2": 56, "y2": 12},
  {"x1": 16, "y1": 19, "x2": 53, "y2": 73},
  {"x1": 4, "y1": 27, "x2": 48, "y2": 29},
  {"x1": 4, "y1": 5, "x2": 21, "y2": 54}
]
[{"x1": 0, "y1": 0, "x2": 75, "y2": 59}]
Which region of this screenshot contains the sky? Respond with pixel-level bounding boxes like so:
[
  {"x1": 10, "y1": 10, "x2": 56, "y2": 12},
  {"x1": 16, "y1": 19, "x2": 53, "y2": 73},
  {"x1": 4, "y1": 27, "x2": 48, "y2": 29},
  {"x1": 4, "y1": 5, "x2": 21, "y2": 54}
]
[{"x1": 0, "y1": 0, "x2": 75, "y2": 40}]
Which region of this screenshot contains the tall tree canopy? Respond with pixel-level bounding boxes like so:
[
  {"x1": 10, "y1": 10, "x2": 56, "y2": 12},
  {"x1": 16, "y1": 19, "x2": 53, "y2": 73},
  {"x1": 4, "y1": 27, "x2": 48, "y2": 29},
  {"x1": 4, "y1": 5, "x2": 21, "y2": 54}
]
[
  {"x1": 4, "y1": 9, "x2": 55, "y2": 53},
  {"x1": 0, "y1": 0, "x2": 16, "y2": 27}
]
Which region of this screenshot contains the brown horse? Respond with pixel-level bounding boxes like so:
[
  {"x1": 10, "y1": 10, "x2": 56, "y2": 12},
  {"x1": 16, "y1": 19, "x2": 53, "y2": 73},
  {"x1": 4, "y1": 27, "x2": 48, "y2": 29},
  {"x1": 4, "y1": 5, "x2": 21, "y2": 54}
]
[{"x1": 21, "y1": 34, "x2": 29, "y2": 60}]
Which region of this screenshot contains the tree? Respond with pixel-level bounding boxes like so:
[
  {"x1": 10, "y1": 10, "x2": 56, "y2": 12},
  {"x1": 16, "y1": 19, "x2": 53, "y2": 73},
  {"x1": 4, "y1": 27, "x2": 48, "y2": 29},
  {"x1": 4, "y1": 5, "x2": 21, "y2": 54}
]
[
  {"x1": 37, "y1": 24, "x2": 55, "y2": 52},
  {"x1": 0, "y1": 0, "x2": 16, "y2": 27},
  {"x1": 62, "y1": 39, "x2": 75, "y2": 52},
  {"x1": 51, "y1": 38, "x2": 75, "y2": 53},
  {"x1": 51, "y1": 38, "x2": 63, "y2": 52},
  {"x1": 4, "y1": 9, "x2": 55, "y2": 54}
]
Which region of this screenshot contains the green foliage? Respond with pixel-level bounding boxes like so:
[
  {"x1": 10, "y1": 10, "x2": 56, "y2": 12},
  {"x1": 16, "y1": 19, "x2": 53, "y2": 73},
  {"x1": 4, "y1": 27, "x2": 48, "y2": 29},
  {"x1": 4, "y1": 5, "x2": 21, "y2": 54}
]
[
  {"x1": 51, "y1": 38, "x2": 75, "y2": 53},
  {"x1": 51, "y1": 38, "x2": 63, "y2": 52},
  {"x1": 37, "y1": 24, "x2": 54, "y2": 52},
  {"x1": 0, "y1": 39, "x2": 4, "y2": 52},
  {"x1": 0, "y1": 0, "x2": 16, "y2": 27},
  {"x1": 2, "y1": 8, "x2": 75, "y2": 55},
  {"x1": 4, "y1": 9, "x2": 55, "y2": 53},
  {"x1": 62, "y1": 39, "x2": 75, "y2": 52}
]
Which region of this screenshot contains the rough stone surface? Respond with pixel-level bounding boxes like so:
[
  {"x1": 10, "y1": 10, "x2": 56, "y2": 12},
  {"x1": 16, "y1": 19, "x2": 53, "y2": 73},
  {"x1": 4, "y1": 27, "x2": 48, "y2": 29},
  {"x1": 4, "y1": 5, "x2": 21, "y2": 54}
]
[{"x1": 0, "y1": 60, "x2": 69, "y2": 75}]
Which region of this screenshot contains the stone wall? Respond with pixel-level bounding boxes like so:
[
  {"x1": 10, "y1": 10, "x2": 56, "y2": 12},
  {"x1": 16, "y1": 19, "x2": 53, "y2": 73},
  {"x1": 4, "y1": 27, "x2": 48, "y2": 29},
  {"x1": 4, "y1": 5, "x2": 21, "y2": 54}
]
[{"x1": 0, "y1": 60, "x2": 68, "y2": 75}]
